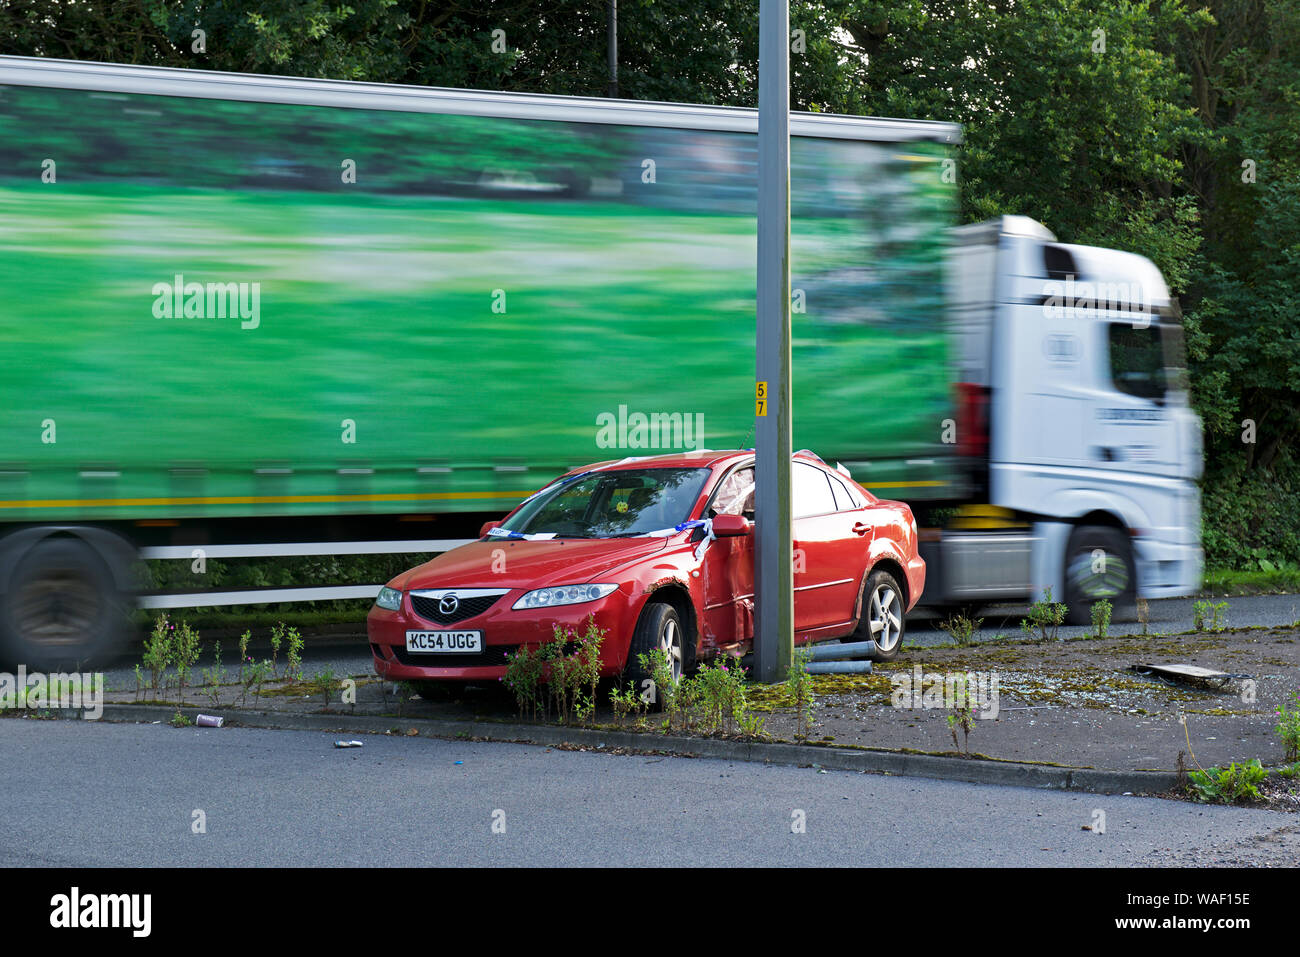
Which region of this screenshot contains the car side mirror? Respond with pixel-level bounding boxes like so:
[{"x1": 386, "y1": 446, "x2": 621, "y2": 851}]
[
  {"x1": 711, "y1": 514, "x2": 752, "y2": 537},
  {"x1": 479, "y1": 520, "x2": 502, "y2": 538}
]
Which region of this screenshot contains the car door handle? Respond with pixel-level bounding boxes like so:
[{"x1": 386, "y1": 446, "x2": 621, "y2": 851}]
[{"x1": 852, "y1": 523, "x2": 871, "y2": 536}]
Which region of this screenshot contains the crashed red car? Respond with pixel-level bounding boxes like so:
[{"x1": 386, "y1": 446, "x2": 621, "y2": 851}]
[{"x1": 367, "y1": 450, "x2": 924, "y2": 691}]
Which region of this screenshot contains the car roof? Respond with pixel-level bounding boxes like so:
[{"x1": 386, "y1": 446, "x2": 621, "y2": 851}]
[{"x1": 562, "y1": 449, "x2": 831, "y2": 474}]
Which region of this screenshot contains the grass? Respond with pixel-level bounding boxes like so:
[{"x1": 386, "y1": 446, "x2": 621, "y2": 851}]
[{"x1": 1201, "y1": 566, "x2": 1300, "y2": 596}]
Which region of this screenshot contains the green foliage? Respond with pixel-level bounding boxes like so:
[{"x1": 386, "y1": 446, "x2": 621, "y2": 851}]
[
  {"x1": 1021, "y1": 587, "x2": 1068, "y2": 641},
  {"x1": 939, "y1": 613, "x2": 982, "y2": 647},
  {"x1": 683, "y1": 655, "x2": 750, "y2": 736},
  {"x1": 503, "y1": 616, "x2": 605, "y2": 724},
  {"x1": 1192, "y1": 599, "x2": 1229, "y2": 632},
  {"x1": 946, "y1": 676, "x2": 977, "y2": 756},
  {"x1": 1187, "y1": 759, "x2": 1268, "y2": 804},
  {"x1": 200, "y1": 640, "x2": 224, "y2": 707},
  {"x1": 1201, "y1": 455, "x2": 1300, "y2": 570},
  {"x1": 269, "y1": 622, "x2": 284, "y2": 676},
  {"x1": 244, "y1": 658, "x2": 272, "y2": 705},
  {"x1": 503, "y1": 643, "x2": 544, "y2": 721},
  {"x1": 142, "y1": 613, "x2": 172, "y2": 693},
  {"x1": 171, "y1": 619, "x2": 202, "y2": 699},
  {"x1": 787, "y1": 648, "x2": 816, "y2": 739},
  {"x1": 284, "y1": 626, "x2": 305, "y2": 681},
  {"x1": 1276, "y1": 692, "x2": 1300, "y2": 764},
  {"x1": 169, "y1": 710, "x2": 192, "y2": 728},
  {"x1": 309, "y1": 668, "x2": 339, "y2": 708},
  {"x1": 607, "y1": 681, "x2": 645, "y2": 729},
  {"x1": 1090, "y1": 599, "x2": 1113, "y2": 640}
]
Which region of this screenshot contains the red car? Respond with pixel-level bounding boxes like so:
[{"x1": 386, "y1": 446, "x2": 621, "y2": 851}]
[{"x1": 367, "y1": 450, "x2": 924, "y2": 691}]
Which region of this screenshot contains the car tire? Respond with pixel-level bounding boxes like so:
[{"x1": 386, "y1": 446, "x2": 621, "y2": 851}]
[
  {"x1": 0, "y1": 536, "x2": 124, "y2": 670},
  {"x1": 1062, "y1": 525, "x2": 1135, "y2": 626},
  {"x1": 625, "y1": 601, "x2": 685, "y2": 711},
  {"x1": 854, "y1": 567, "x2": 906, "y2": 662}
]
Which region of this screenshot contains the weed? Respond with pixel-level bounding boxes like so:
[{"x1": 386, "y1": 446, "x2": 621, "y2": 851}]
[
  {"x1": 1187, "y1": 760, "x2": 1267, "y2": 804},
  {"x1": 285, "y1": 626, "x2": 305, "y2": 681},
  {"x1": 142, "y1": 613, "x2": 172, "y2": 695},
  {"x1": 310, "y1": 669, "x2": 339, "y2": 709},
  {"x1": 787, "y1": 647, "x2": 815, "y2": 739},
  {"x1": 1021, "y1": 587, "x2": 1067, "y2": 641},
  {"x1": 171, "y1": 619, "x2": 202, "y2": 702},
  {"x1": 1091, "y1": 598, "x2": 1112, "y2": 639},
  {"x1": 946, "y1": 675, "x2": 977, "y2": 756},
  {"x1": 269, "y1": 622, "x2": 284, "y2": 676},
  {"x1": 1276, "y1": 691, "x2": 1300, "y2": 763},
  {"x1": 200, "y1": 640, "x2": 223, "y2": 708},
  {"x1": 939, "y1": 613, "x2": 983, "y2": 647},
  {"x1": 1192, "y1": 599, "x2": 1229, "y2": 632}
]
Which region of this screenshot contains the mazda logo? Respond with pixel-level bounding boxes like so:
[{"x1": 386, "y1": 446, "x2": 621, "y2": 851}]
[{"x1": 438, "y1": 594, "x2": 460, "y2": 615}]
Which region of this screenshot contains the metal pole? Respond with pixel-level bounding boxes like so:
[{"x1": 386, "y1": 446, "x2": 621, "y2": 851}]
[
  {"x1": 607, "y1": 0, "x2": 618, "y2": 98},
  {"x1": 754, "y1": 0, "x2": 793, "y2": 683}
]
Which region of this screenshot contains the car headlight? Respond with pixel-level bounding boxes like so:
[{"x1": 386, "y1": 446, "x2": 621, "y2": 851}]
[
  {"x1": 375, "y1": 586, "x2": 403, "y2": 611},
  {"x1": 512, "y1": 583, "x2": 618, "y2": 610}
]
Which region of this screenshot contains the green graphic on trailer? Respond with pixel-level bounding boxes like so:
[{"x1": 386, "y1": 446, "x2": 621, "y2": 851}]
[{"x1": 0, "y1": 84, "x2": 956, "y2": 520}]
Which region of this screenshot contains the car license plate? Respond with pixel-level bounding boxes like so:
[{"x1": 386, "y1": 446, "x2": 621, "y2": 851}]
[{"x1": 405, "y1": 630, "x2": 483, "y2": 653}]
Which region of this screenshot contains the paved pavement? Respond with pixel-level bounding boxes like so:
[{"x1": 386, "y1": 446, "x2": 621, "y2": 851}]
[{"x1": 3, "y1": 719, "x2": 1297, "y2": 867}]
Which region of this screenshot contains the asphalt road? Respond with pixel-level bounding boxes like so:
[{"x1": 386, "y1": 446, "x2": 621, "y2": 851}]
[
  {"x1": 3, "y1": 719, "x2": 1297, "y2": 867},
  {"x1": 97, "y1": 591, "x2": 1300, "y2": 690}
]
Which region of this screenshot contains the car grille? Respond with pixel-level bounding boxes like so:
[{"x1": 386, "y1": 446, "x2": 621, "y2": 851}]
[
  {"x1": 391, "y1": 644, "x2": 519, "y2": 668},
  {"x1": 410, "y1": 592, "x2": 504, "y2": 625}
]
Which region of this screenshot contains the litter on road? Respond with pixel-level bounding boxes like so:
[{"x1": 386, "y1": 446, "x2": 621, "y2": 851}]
[{"x1": 1128, "y1": 663, "x2": 1253, "y2": 692}]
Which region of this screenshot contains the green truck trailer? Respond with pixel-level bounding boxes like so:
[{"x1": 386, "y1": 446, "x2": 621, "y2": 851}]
[{"x1": 0, "y1": 56, "x2": 1201, "y2": 668}]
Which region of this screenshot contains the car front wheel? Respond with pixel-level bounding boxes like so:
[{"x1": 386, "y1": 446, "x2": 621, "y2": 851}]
[{"x1": 625, "y1": 601, "x2": 685, "y2": 710}]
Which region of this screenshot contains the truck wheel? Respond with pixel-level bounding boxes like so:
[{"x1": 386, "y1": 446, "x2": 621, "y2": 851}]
[
  {"x1": 625, "y1": 601, "x2": 685, "y2": 711},
  {"x1": 1062, "y1": 526, "x2": 1135, "y2": 626},
  {"x1": 0, "y1": 537, "x2": 125, "y2": 670},
  {"x1": 854, "y1": 568, "x2": 906, "y2": 662}
]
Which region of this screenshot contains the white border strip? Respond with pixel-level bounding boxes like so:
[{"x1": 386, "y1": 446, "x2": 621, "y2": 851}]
[
  {"x1": 0, "y1": 56, "x2": 960, "y2": 143},
  {"x1": 140, "y1": 539, "x2": 473, "y2": 559},
  {"x1": 139, "y1": 584, "x2": 384, "y2": 609}
]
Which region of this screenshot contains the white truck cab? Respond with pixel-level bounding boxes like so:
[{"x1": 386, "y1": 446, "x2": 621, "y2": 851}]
[{"x1": 934, "y1": 216, "x2": 1203, "y2": 622}]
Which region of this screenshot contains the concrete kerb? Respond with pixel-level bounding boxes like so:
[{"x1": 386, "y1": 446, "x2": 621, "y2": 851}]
[{"x1": 79, "y1": 703, "x2": 1180, "y2": 795}]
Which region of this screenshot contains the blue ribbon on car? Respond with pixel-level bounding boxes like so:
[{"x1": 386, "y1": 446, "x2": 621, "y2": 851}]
[
  {"x1": 646, "y1": 518, "x2": 715, "y2": 561},
  {"x1": 490, "y1": 517, "x2": 716, "y2": 559}
]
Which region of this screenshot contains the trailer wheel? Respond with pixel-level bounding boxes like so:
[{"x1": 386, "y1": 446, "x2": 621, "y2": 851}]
[
  {"x1": 854, "y1": 568, "x2": 906, "y2": 661},
  {"x1": 1062, "y1": 525, "x2": 1135, "y2": 626},
  {"x1": 0, "y1": 537, "x2": 124, "y2": 670}
]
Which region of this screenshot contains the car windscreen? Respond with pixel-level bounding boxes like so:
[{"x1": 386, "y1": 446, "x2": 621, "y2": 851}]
[{"x1": 499, "y1": 468, "x2": 710, "y2": 539}]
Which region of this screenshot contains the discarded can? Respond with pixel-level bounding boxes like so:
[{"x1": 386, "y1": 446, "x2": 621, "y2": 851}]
[
  {"x1": 195, "y1": 714, "x2": 224, "y2": 728},
  {"x1": 334, "y1": 740, "x2": 363, "y2": 749}
]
